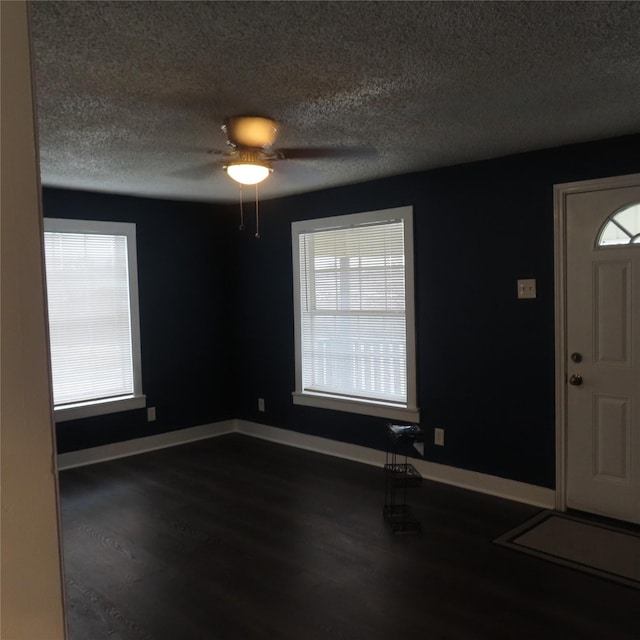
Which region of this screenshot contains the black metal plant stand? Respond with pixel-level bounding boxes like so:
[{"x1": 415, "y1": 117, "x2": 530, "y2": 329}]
[{"x1": 383, "y1": 423, "x2": 423, "y2": 534}]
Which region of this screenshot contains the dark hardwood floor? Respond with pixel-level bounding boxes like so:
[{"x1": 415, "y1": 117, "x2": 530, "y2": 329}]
[{"x1": 59, "y1": 434, "x2": 639, "y2": 640}]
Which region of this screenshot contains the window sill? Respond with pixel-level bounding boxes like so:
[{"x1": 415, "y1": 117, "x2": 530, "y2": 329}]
[
  {"x1": 54, "y1": 394, "x2": 146, "y2": 422},
  {"x1": 292, "y1": 391, "x2": 419, "y2": 422}
]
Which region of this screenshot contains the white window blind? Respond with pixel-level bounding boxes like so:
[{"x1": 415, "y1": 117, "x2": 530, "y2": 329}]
[
  {"x1": 43, "y1": 219, "x2": 144, "y2": 417},
  {"x1": 292, "y1": 206, "x2": 418, "y2": 420}
]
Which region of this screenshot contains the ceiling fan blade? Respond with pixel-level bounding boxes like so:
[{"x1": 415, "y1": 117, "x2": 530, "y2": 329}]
[
  {"x1": 168, "y1": 161, "x2": 220, "y2": 180},
  {"x1": 276, "y1": 147, "x2": 376, "y2": 160}
]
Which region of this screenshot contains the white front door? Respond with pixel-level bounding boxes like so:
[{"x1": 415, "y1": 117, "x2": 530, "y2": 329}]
[{"x1": 563, "y1": 177, "x2": 640, "y2": 524}]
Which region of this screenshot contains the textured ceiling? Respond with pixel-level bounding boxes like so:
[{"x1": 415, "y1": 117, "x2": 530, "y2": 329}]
[{"x1": 30, "y1": 1, "x2": 640, "y2": 204}]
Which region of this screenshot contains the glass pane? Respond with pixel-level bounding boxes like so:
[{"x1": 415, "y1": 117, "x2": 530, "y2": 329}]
[
  {"x1": 597, "y1": 202, "x2": 640, "y2": 247},
  {"x1": 44, "y1": 230, "x2": 134, "y2": 406},
  {"x1": 298, "y1": 218, "x2": 408, "y2": 404}
]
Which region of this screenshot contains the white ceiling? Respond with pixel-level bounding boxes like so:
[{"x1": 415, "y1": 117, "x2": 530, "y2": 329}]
[{"x1": 30, "y1": 1, "x2": 640, "y2": 204}]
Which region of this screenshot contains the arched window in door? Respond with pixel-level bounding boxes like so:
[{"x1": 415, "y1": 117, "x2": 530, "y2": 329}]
[{"x1": 597, "y1": 202, "x2": 640, "y2": 246}]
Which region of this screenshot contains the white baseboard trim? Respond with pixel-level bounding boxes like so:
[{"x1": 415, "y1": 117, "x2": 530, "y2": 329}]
[
  {"x1": 56, "y1": 420, "x2": 237, "y2": 470},
  {"x1": 411, "y1": 458, "x2": 555, "y2": 509},
  {"x1": 237, "y1": 420, "x2": 388, "y2": 467},
  {"x1": 56, "y1": 418, "x2": 555, "y2": 509},
  {"x1": 236, "y1": 420, "x2": 556, "y2": 509}
]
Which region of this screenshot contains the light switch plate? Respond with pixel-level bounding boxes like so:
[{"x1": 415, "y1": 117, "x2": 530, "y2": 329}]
[{"x1": 517, "y1": 278, "x2": 536, "y2": 299}]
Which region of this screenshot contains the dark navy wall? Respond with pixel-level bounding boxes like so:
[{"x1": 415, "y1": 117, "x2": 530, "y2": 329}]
[
  {"x1": 43, "y1": 188, "x2": 238, "y2": 453},
  {"x1": 231, "y1": 135, "x2": 640, "y2": 489},
  {"x1": 44, "y1": 135, "x2": 639, "y2": 485}
]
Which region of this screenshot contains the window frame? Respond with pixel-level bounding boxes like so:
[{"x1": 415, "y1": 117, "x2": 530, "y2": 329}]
[
  {"x1": 43, "y1": 218, "x2": 145, "y2": 422},
  {"x1": 291, "y1": 206, "x2": 419, "y2": 422}
]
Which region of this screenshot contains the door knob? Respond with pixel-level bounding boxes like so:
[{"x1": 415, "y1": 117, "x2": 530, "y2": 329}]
[
  {"x1": 571, "y1": 352, "x2": 582, "y2": 363},
  {"x1": 569, "y1": 374, "x2": 583, "y2": 386}
]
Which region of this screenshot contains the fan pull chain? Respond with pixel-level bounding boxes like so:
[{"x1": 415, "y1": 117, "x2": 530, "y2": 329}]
[
  {"x1": 238, "y1": 185, "x2": 245, "y2": 230},
  {"x1": 254, "y1": 184, "x2": 260, "y2": 239}
]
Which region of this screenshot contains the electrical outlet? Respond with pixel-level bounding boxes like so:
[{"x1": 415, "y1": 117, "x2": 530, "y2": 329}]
[
  {"x1": 434, "y1": 427, "x2": 444, "y2": 446},
  {"x1": 258, "y1": 397, "x2": 265, "y2": 412},
  {"x1": 517, "y1": 278, "x2": 536, "y2": 299},
  {"x1": 147, "y1": 406, "x2": 156, "y2": 422}
]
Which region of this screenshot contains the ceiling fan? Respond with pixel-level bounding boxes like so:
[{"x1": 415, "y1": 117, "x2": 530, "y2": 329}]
[
  {"x1": 207, "y1": 115, "x2": 371, "y2": 238},
  {"x1": 172, "y1": 115, "x2": 371, "y2": 186},
  {"x1": 217, "y1": 116, "x2": 285, "y2": 237},
  {"x1": 221, "y1": 116, "x2": 279, "y2": 185},
  {"x1": 218, "y1": 115, "x2": 369, "y2": 185}
]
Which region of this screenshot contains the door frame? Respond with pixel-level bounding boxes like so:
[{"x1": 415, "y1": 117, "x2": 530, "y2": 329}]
[{"x1": 553, "y1": 173, "x2": 640, "y2": 512}]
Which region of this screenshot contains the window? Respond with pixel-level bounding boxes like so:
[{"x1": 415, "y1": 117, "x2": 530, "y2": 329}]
[
  {"x1": 292, "y1": 206, "x2": 418, "y2": 421},
  {"x1": 597, "y1": 202, "x2": 640, "y2": 246},
  {"x1": 43, "y1": 218, "x2": 145, "y2": 421}
]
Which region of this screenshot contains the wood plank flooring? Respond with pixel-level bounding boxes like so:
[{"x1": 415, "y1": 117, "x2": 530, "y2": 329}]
[{"x1": 59, "y1": 434, "x2": 640, "y2": 639}]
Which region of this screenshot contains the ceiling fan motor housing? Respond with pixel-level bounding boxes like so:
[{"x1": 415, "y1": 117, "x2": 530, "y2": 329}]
[
  {"x1": 237, "y1": 148, "x2": 265, "y2": 164},
  {"x1": 223, "y1": 116, "x2": 278, "y2": 149}
]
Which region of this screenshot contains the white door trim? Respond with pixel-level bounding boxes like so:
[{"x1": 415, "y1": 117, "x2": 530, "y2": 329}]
[{"x1": 553, "y1": 173, "x2": 640, "y2": 512}]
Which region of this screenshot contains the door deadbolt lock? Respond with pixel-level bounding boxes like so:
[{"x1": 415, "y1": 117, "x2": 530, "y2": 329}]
[
  {"x1": 571, "y1": 352, "x2": 583, "y2": 363},
  {"x1": 569, "y1": 374, "x2": 583, "y2": 386}
]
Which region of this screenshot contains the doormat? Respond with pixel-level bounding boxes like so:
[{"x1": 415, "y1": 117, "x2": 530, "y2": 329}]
[{"x1": 494, "y1": 510, "x2": 640, "y2": 589}]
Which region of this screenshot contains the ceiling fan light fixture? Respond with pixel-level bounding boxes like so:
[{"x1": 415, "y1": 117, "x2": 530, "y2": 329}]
[
  {"x1": 224, "y1": 147, "x2": 272, "y2": 185},
  {"x1": 225, "y1": 161, "x2": 271, "y2": 185}
]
